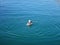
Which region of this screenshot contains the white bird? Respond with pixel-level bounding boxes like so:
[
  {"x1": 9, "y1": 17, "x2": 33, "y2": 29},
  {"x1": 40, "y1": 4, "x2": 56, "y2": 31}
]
[{"x1": 26, "y1": 20, "x2": 32, "y2": 26}]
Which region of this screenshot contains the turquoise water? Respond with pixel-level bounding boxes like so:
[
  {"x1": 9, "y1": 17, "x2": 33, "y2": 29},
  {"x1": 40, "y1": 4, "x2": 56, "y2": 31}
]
[{"x1": 0, "y1": 0, "x2": 60, "y2": 45}]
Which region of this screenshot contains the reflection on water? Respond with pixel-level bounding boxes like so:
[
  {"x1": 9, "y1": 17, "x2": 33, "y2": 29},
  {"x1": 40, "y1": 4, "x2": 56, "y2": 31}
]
[{"x1": 0, "y1": 0, "x2": 60, "y2": 45}]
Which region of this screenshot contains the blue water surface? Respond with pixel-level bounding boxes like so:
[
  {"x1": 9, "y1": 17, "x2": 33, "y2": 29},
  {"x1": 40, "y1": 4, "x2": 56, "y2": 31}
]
[{"x1": 0, "y1": 0, "x2": 60, "y2": 45}]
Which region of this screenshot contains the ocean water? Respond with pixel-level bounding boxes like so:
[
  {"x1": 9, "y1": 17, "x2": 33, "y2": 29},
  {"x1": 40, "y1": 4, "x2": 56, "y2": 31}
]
[{"x1": 0, "y1": 0, "x2": 60, "y2": 45}]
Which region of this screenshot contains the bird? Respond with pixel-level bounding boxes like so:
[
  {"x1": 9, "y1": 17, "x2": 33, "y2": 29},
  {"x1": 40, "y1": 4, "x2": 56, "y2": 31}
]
[{"x1": 26, "y1": 20, "x2": 32, "y2": 26}]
